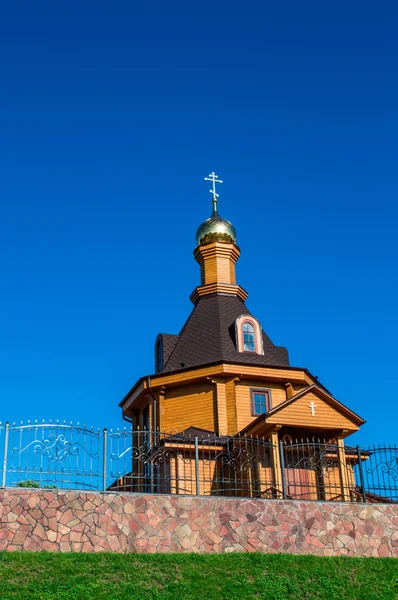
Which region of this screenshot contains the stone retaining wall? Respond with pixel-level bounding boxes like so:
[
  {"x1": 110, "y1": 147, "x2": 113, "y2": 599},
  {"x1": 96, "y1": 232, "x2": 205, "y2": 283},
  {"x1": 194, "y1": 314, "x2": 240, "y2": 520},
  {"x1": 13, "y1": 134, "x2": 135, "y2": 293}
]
[{"x1": 0, "y1": 489, "x2": 397, "y2": 556}]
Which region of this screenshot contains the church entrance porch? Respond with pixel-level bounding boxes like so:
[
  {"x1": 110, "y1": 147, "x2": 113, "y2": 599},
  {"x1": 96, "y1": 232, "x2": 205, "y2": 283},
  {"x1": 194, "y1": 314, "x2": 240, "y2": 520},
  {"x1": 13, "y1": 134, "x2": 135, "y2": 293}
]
[{"x1": 280, "y1": 437, "x2": 361, "y2": 502}]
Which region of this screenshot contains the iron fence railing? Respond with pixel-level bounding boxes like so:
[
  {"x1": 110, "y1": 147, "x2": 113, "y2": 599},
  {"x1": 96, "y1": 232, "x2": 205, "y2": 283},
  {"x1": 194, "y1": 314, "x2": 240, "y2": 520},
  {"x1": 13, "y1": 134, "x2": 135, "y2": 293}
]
[
  {"x1": 0, "y1": 421, "x2": 101, "y2": 490},
  {"x1": 360, "y1": 445, "x2": 398, "y2": 502},
  {"x1": 108, "y1": 430, "x2": 275, "y2": 497},
  {"x1": 0, "y1": 421, "x2": 397, "y2": 504}
]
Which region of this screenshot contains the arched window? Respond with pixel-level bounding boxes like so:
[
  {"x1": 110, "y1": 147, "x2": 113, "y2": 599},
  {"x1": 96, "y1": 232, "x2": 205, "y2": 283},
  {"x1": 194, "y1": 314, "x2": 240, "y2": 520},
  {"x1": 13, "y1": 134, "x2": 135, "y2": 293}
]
[
  {"x1": 242, "y1": 321, "x2": 255, "y2": 352},
  {"x1": 235, "y1": 315, "x2": 264, "y2": 355},
  {"x1": 155, "y1": 336, "x2": 164, "y2": 373}
]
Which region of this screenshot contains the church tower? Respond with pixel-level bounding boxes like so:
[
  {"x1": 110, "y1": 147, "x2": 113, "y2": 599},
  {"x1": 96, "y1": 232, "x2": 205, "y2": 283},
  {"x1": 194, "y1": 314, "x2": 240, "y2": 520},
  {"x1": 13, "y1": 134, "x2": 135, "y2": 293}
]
[
  {"x1": 190, "y1": 173, "x2": 246, "y2": 303},
  {"x1": 155, "y1": 173, "x2": 288, "y2": 375},
  {"x1": 120, "y1": 173, "x2": 363, "y2": 444}
]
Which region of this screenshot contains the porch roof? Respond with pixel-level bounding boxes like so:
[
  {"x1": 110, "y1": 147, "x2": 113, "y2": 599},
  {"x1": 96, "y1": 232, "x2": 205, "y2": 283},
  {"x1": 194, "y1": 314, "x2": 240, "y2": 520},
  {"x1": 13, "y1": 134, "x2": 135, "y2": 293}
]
[{"x1": 239, "y1": 384, "x2": 366, "y2": 437}]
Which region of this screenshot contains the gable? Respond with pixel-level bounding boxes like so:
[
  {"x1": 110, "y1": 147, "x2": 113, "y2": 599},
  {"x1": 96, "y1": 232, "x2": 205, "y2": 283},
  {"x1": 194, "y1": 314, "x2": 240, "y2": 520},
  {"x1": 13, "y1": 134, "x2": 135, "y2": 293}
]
[{"x1": 266, "y1": 390, "x2": 360, "y2": 431}]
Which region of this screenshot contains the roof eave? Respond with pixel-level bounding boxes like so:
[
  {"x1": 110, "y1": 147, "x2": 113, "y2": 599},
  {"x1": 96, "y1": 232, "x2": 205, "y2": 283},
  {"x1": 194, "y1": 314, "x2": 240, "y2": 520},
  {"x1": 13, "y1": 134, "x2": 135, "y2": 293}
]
[{"x1": 119, "y1": 360, "x2": 326, "y2": 409}]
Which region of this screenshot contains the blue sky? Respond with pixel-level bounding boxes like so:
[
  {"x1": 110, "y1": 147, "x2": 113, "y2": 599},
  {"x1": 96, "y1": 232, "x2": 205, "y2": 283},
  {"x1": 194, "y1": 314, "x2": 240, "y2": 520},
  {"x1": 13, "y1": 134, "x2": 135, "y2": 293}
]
[{"x1": 0, "y1": 2, "x2": 397, "y2": 444}]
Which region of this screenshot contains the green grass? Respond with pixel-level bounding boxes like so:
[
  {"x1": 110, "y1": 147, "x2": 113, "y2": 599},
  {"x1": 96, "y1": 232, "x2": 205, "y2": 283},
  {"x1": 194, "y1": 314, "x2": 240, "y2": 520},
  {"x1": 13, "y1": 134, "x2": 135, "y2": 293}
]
[{"x1": 0, "y1": 553, "x2": 397, "y2": 600}]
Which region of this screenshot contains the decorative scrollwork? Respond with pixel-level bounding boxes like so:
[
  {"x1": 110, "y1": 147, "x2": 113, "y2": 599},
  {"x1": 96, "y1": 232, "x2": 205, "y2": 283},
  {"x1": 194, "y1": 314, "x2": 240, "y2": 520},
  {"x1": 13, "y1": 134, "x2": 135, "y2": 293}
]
[
  {"x1": 111, "y1": 442, "x2": 188, "y2": 469},
  {"x1": 220, "y1": 447, "x2": 256, "y2": 473},
  {"x1": 151, "y1": 447, "x2": 181, "y2": 468},
  {"x1": 201, "y1": 442, "x2": 271, "y2": 473},
  {"x1": 13, "y1": 434, "x2": 99, "y2": 462},
  {"x1": 366, "y1": 455, "x2": 398, "y2": 481},
  {"x1": 285, "y1": 445, "x2": 340, "y2": 479}
]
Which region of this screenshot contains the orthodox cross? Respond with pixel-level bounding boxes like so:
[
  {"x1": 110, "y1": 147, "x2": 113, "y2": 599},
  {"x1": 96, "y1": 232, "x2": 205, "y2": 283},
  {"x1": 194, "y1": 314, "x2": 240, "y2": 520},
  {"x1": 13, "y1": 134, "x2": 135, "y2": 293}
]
[
  {"x1": 204, "y1": 171, "x2": 223, "y2": 199},
  {"x1": 308, "y1": 401, "x2": 317, "y2": 417}
]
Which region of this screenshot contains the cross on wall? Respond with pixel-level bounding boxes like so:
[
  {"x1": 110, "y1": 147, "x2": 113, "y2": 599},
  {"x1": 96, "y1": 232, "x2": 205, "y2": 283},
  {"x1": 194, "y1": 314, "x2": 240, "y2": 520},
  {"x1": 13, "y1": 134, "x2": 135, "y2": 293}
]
[{"x1": 308, "y1": 401, "x2": 317, "y2": 417}]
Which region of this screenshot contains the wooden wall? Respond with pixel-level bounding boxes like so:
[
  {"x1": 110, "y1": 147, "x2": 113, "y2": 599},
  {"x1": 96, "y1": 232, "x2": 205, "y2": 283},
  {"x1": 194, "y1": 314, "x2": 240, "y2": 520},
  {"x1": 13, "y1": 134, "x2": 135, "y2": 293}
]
[
  {"x1": 203, "y1": 255, "x2": 235, "y2": 285},
  {"x1": 128, "y1": 372, "x2": 359, "y2": 440},
  {"x1": 267, "y1": 391, "x2": 358, "y2": 431},
  {"x1": 166, "y1": 445, "x2": 274, "y2": 498},
  {"x1": 226, "y1": 379, "x2": 238, "y2": 434},
  {"x1": 291, "y1": 384, "x2": 310, "y2": 395},
  {"x1": 235, "y1": 381, "x2": 287, "y2": 433},
  {"x1": 163, "y1": 383, "x2": 215, "y2": 432}
]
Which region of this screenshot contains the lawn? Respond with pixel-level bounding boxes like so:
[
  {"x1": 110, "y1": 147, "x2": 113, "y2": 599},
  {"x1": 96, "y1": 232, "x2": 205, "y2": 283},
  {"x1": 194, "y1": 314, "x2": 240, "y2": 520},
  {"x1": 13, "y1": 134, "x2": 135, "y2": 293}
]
[{"x1": 0, "y1": 552, "x2": 397, "y2": 600}]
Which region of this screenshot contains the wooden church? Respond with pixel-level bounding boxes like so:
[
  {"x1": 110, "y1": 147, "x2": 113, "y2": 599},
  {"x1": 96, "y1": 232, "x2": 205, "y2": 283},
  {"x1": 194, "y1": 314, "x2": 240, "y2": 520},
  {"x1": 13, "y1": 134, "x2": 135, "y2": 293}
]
[{"x1": 117, "y1": 173, "x2": 365, "y2": 501}]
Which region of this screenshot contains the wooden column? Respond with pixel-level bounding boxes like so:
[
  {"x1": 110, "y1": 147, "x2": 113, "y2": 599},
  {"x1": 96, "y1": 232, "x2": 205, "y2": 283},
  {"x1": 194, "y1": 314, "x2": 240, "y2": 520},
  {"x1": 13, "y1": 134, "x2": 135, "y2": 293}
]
[
  {"x1": 210, "y1": 378, "x2": 228, "y2": 435},
  {"x1": 158, "y1": 387, "x2": 166, "y2": 431},
  {"x1": 225, "y1": 377, "x2": 239, "y2": 435},
  {"x1": 284, "y1": 382, "x2": 294, "y2": 399},
  {"x1": 337, "y1": 436, "x2": 350, "y2": 502},
  {"x1": 271, "y1": 427, "x2": 283, "y2": 498}
]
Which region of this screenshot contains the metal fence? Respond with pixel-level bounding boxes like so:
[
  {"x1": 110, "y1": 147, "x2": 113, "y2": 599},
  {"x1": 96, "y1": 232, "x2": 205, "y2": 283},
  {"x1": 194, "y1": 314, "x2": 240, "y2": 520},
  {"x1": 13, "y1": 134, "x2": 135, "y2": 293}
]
[
  {"x1": 0, "y1": 421, "x2": 101, "y2": 491},
  {"x1": 108, "y1": 429, "x2": 275, "y2": 497},
  {"x1": 0, "y1": 421, "x2": 397, "y2": 504}
]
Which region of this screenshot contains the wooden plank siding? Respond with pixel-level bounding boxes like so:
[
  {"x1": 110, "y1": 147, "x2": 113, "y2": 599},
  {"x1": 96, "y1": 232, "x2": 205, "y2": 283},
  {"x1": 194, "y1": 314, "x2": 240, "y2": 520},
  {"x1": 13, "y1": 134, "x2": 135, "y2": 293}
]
[
  {"x1": 148, "y1": 365, "x2": 226, "y2": 389},
  {"x1": 215, "y1": 381, "x2": 228, "y2": 435},
  {"x1": 203, "y1": 255, "x2": 218, "y2": 284},
  {"x1": 163, "y1": 383, "x2": 216, "y2": 433},
  {"x1": 229, "y1": 258, "x2": 236, "y2": 283},
  {"x1": 284, "y1": 467, "x2": 318, "y2": 500},
  {"x1": 192, "y1": 242, "x2": 240, "y2": 291},
  {"x1": 121, "y1": 363, "x2": 321, "y2": 416},
  {"x1": 226, "y1": 379, "x2": 238, "y2": 434},
  {"x1": 146, "y1": 365, "x2": 314, "y2": 394},
  {"x1": 168, "y1": 454, "x2": 220, "y2": 496},
  {"x1": 291, "y1": 384, "x2": 310, "y2": 395},
  {"x1": 235, "y1": 381, "x2": 287, "y2": 433},
  {"x1": 167, "y1": 444, "x2": 274, "y2": 498},
  {"x1": 321, "y1": 465, "x2": 356, "y2": 501},
  {"x1": 266, "y1": 391, "x2": 359, "y2": 431},
  {"x1": 203, "y1": 255, "x2": 235, "y2": 285}
]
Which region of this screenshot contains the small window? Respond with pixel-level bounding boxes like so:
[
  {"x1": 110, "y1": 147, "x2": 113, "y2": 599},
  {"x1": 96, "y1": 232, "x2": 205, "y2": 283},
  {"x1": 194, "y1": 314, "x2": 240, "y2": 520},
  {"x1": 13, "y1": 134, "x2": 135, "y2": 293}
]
[
  {"x1": 242, "y1": 322, "x2": 255, "y2": 351},
  {"x1": 235, "y1": 315, "x2": 264, "y2": 355},
  {"x1": 251, "y1": 389, "x2": 271, "y2": 416},
  {"x1": 155, "y1": 337, "x2": 164, "y2": 373}
]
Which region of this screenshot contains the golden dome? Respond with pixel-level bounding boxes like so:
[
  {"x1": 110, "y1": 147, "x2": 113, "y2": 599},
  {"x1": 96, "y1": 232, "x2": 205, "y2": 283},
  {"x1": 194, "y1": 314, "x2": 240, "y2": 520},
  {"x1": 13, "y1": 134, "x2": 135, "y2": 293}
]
[{"x1": 196, "y1": 199, "x2": 237, "y2": 246}]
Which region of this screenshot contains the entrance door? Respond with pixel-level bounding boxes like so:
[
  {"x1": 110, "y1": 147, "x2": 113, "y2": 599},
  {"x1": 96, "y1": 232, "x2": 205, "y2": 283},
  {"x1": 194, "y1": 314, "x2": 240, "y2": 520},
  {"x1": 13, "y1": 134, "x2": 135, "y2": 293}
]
[{"x1": 284, "y1": 467, "x2": 318, "y2": 500}]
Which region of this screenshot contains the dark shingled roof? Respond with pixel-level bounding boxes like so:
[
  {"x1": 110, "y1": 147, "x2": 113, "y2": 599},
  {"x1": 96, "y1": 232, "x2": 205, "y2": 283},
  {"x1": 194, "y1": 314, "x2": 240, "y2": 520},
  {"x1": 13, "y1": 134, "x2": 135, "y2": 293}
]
[
  {"x1": 161, "y1": 294, "x2": 289, "y2": 372},
  {"x1": 159, "y1": 334, "x2": 180, "y2": 368},
  {"x1": 171, "y1": 426, "x2": 218, "y2": 441}
]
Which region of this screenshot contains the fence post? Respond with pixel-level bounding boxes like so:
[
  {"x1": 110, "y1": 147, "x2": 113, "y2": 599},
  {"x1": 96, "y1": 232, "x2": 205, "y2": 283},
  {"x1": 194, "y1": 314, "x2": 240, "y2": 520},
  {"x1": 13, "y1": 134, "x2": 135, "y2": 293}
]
[
  {"x1": 1, "y1": 422, "x2": 9, "y2": 488},
  {"x1": 279, "y1": 440, "x2": 287, "y2": 500},
  {"x1": 270, "y1": 430, "x2": 283, "y2": 498},
  {"x1": 356, "y1": 445, "x2": 366, "y2": 503},
  {"x1": 194, "y1": 436, "x2": 200, "y2": 496},
  {"x1": 102, "y1": 428, "x2": 108, "y2": 492},
  {"x1": 337, "y1": 437, "x2": 351, "y2": 502}
]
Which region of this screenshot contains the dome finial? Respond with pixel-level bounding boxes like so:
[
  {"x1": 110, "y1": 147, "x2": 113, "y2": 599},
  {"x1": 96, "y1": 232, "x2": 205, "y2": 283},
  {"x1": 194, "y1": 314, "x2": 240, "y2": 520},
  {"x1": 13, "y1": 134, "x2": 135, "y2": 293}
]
[
  {"x1": 195, "y1": 172, "x2": 237, "y2": 246},
  {"x1": 212, "y1": 197, "x2": 218, "y2": 216},
  {"x1": 205, "y1": 171, "x2": 222, "y2": 217},
  {"x1": 204, "y1": 171, "x2": 223, "y2": 199}
]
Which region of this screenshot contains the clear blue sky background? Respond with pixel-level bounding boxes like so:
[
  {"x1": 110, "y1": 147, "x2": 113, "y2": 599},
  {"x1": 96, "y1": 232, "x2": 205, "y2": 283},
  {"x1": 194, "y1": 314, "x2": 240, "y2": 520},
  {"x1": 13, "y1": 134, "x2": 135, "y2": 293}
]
[{"x1": 0, "y1": 2, "x2": 397, "y2": 444}]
